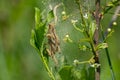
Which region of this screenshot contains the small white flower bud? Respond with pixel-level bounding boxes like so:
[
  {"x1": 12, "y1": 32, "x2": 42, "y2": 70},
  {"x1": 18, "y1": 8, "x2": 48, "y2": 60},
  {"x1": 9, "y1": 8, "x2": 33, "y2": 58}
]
[
  {"x1": 71, "y1": 19, "x2": 78, "y2": 24},
  {"x1": 113, "y1": 22, "x2": 117, "y2": 26},
  {"x1": 65, "y1": 34, "x2": 69, "y2": 38},
  {"x1": 73, "y1": 59, "x2": 79, "y2": 66},
  {"x1": 83, "y1": 13, "x2": 88, "y2": 19},
  {"x1": 62, "y1": 11, "x2": 66, "y2": 15},
  {"x1": 107, "y1": 28, "x2": 111, "y2": 32}
]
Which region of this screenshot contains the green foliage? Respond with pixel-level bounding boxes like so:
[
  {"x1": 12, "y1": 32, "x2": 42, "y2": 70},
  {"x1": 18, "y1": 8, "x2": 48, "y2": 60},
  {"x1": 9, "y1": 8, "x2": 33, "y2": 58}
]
[
  {"x1": 59, "y1": 66, "x2": 73, "y2": 80},
  {"x1": 30, "y1": 7, "x2": 56, "y2": 80},
  {"x1": 0, "y1": 0, "x2": 120, "y2": 80},
  {"x1": 30, "y1": 0, "x2": 120, "y2": 80},
  {"x1": 89, "y1": 21, "x2": 96, "y2": 38},
  {"x1": 88, "y1": 67, "x2": 95, "y2": 80},
  {"x1": 30, "y1": 8, "x2": 47, "y2": 51},
  {"x1": 96, "y1": 43, "x2": 108, "y2": 51},
  {"x1": 47, "y1": 10, "x2": 54, "y2": 22}
]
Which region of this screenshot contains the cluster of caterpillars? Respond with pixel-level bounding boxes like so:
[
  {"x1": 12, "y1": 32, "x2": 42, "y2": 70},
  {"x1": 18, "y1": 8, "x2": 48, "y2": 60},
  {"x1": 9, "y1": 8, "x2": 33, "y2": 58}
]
[{"x1": 46, "y1": 23, "x2": 60, "y2": 65}]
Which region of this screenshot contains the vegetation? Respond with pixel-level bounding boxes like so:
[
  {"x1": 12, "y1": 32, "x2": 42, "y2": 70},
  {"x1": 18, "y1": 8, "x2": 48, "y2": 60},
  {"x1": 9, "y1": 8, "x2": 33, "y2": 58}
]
[{"x1": 0, "y1": 0, "x2": 120, "y2": 80}]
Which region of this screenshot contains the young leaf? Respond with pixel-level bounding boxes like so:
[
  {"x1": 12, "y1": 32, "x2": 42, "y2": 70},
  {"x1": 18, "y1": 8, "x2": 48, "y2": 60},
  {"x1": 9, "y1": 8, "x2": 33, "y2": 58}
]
[
  {"x1": 89, "y1": 21, "x2": 96, "y2": 38},
  {"x1": 47, "y1": 10, "x2": 54, "y2": 22},
  {"x1": 72, "y1": 69, "x2": 81, "y2": 80},
  {"x1": 30, "y1": 7, "x2": 48, "y2": 62},
  {"x1": 96, "y1": 43, "x2": 108, "y2": 51},
  {"x1": 80, "y1": 65, "x2": 88, "y2": 80},
  {"x1": 35, "y1": 7, "x2": 42, "y2": 28},
  {"x1": 30, "y1": 7, "x2": 48, "y2": 51},
  {"x1": 59, "y1": 66, "x2": 73, "y2": 80},
  {"x1": 79, "y1": 38, "x2": 90, "y2": 43},
  {"x1": 34, "y1": 22, "x2": 47, "y2": 50},
  {"x1": 30, "y1": 29, "x2": 39, "y2": 51}
]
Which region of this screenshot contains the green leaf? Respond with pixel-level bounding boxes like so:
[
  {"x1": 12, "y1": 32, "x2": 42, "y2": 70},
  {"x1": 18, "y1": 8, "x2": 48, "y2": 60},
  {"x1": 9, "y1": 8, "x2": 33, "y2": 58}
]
[
  {"x1": 34, "y1": 22, "x2": 47, "y2": 50},
  {"x1": 96, "y1": 43, "x2": 108, "y2": 50},
  {"x1": 88, "y1": 67, "x2": 95, "y2": 80},
  {"x1": 30, "y1": 7, "x2": 48, "y2": 51},
  {"x1": 35, "y1": 7, "x2": 42, "y2": 28},
  {"x1": 43, "y1": 46, "x2": 49, "y2": 63},
  {"x1": 79, "y1": 38, "x2": 90, "y2": 42},
  {"x1": 79, "y1": 45, "x2": 87, "y2": 51},
  {"x1": 30, "y1": 7, "x2": 48, "y2": 61},
  {"x1": 89, "y1": 21, "x2": 96, "y2": 38},
  {"x1": 30, "y1": 29, "x2": 38, "y2": 51},
  {"x1": 30, "y1": 8, "x2": 56, "y2": 80},
  {"x1": 59, "y1": 66, "x2": 73, "y2": 80},
  {"x1": 47, "y1": 10, "x2": 54, "y2": 22},
  {"x1": 107, "y1": 2, "x2": 114, "y2": 7},
  {"x1": 72, "y1": 69, "x2": 81, "y2": 80},
  {"x1": 80, "y1": 65, "x2": 88, "y2": 80}
]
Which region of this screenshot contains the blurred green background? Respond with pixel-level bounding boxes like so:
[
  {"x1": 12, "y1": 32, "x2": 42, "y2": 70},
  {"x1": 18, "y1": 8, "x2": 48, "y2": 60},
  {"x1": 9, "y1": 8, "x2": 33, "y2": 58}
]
[{"x1": 0, "y1": 0, "x2": 120, "y2": 80}]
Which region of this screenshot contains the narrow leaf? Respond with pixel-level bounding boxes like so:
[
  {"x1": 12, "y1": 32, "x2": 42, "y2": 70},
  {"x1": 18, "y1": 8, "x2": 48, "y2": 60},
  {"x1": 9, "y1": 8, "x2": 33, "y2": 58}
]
[
  {"x1": 35, "y1": 7, "x2": 41, "y2": 28},
  {"x1": 88, "y1": 67, "x2": 95, "y2": 80},
  {"x1": 80, "y1": 65, "x2": 88, "y2": 80},
  {"x1": 47, "y1": 10, "x2": 54, "y2": 22},
  {"x1": 30, "y1": 29, "x2": 38, "y2": 51},
  {"x1": 96, "y1": 43, "x2": 108, "y2": 50},
  {"x1": 89, "y1": 21, "x2": 96, "y2": 38}
]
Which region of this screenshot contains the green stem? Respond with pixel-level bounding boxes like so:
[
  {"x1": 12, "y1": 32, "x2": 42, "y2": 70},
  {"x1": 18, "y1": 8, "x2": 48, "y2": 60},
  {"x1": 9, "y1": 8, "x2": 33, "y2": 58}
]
[
  {"x1": 101, "y1": 26, "x2": 116, "y2": 80},
  {"x1": 76, "y1": 0, "x2": 96, "y2": 56},
  {"x1": 78, "y1": 61, "x2": 89, "y2": 64},
  {"x1": 40, "y1": 44, "x2": 55, "y2": 80},
  {"x1": 76, "y1": 1, "x2": 101, "y2": 80},
  {"x1": 105, "y1": 48, "x2": 116, "y2": 80}
]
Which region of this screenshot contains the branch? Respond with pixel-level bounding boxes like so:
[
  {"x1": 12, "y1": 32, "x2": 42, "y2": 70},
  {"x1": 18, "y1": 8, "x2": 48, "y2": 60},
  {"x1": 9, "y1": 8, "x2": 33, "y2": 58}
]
[{"x1": 94, "y1": 0, "x2": 101, "y2": 80}]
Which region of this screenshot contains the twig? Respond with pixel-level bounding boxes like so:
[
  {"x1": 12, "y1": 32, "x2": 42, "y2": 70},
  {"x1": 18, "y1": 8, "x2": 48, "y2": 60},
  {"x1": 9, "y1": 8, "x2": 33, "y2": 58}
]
[
  {"x1": 94, "y1": 0, "x2": 101, "y2": 80},
  {"x1": 40, "y1": 49, "x2": 56, "y2": 80}
]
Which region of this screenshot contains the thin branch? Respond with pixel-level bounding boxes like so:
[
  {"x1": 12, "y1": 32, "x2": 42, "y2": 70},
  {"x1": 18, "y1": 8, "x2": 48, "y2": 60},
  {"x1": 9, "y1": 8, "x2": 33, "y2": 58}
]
[
  {"x1": 94, "y1": 0, "x2": 101, "y2": 80},
  {"x1": 75, "y1": 0, "x2": 97, "y2": 56}
]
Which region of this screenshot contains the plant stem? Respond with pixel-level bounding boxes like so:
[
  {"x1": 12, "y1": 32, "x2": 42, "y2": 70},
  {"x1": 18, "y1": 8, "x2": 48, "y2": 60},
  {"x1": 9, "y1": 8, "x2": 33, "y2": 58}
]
[
  {"x1": 76, "y1": 0, "x2": 96, "y2": 55},
  {"x1": 76, "y1": 1, "x2": 101, "y2": 79},
  {"x1": 78, "y1": 61, "x2": 89, "y2": 64},
  {"x1": 105, "y1": 48, "x2": 116, "y2": 80},
  {"x1": 94, "y1": 0, "x2": 101, "y2": 80},
  {"x1": 40, "y1": 44, "x2": 55, "y2": 80},
  {"x1": 101, "y1": 28, "x2": 116, "y2": 80}
]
